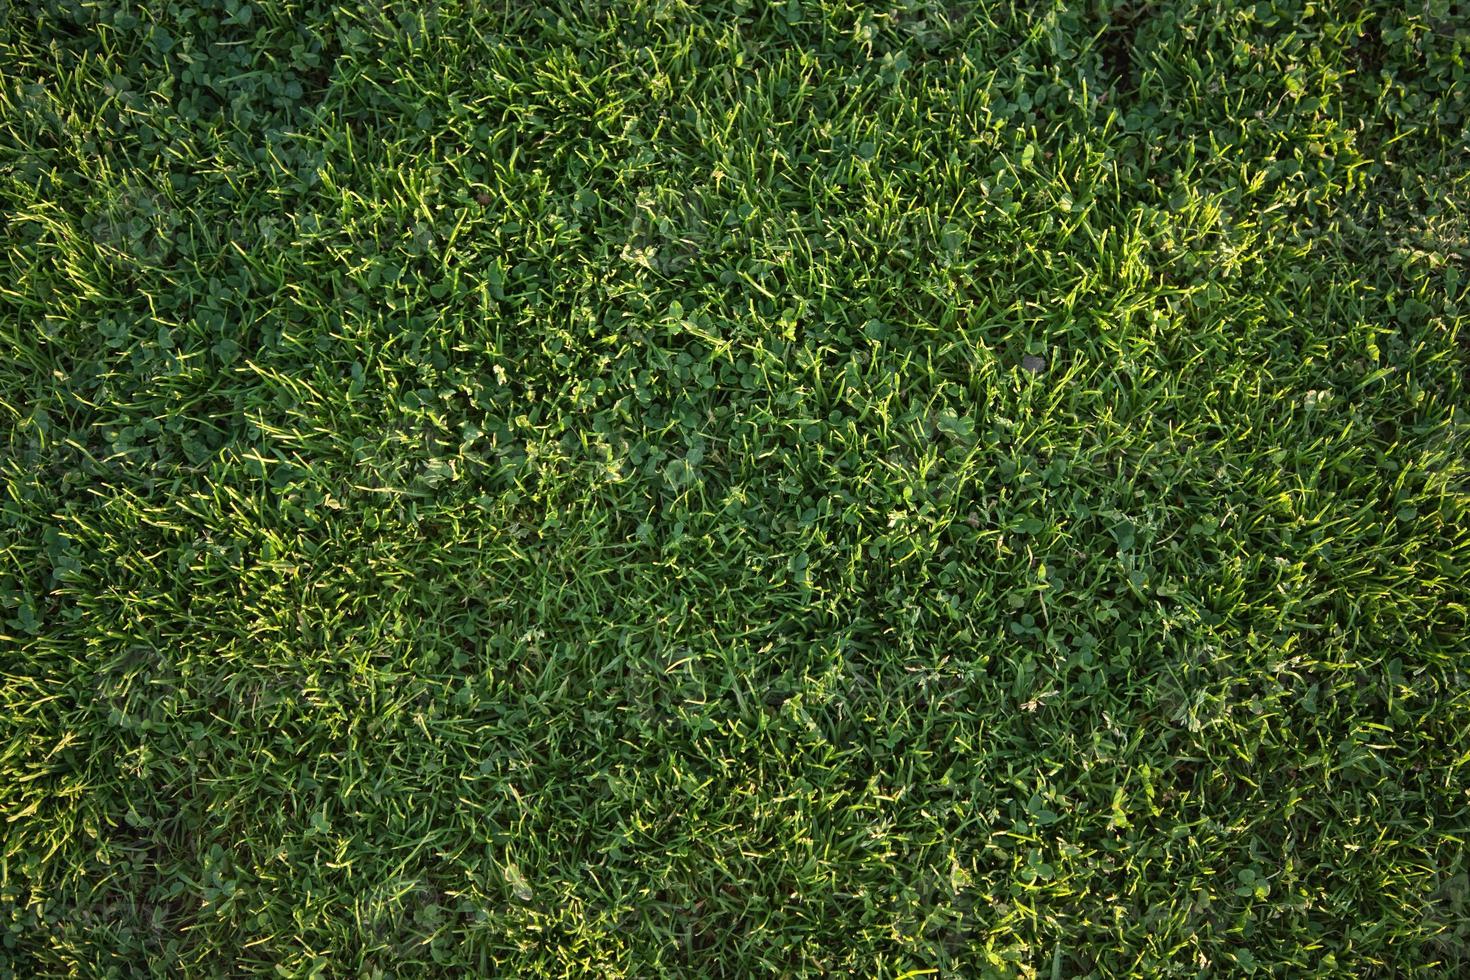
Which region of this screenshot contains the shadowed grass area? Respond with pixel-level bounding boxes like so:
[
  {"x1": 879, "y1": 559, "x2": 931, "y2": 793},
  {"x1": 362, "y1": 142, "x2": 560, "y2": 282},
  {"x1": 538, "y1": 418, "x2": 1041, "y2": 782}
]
[{"x1": 2, "y1": 0, "x2": 1467, "y2": 975}]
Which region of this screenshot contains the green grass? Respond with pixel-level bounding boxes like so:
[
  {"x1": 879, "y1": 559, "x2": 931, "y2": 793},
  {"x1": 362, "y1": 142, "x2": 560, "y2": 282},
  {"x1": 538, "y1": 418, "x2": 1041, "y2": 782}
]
[{"x1": 2, "y1": 0, "x2": 1468, "y2": 975}]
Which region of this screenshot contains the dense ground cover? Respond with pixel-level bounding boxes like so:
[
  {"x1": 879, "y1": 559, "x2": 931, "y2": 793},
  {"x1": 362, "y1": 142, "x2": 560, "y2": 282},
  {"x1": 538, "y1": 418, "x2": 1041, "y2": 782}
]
[{"x1": 3, "y1": 0, "x2": 1468, "y2": 975}]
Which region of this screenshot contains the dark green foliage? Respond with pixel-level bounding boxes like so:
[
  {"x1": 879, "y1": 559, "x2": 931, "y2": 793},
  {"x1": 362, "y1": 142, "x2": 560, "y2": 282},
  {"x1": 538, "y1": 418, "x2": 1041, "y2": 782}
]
[{"x1": 2, "y1": 0, "x2": 1467, "y2": 975}]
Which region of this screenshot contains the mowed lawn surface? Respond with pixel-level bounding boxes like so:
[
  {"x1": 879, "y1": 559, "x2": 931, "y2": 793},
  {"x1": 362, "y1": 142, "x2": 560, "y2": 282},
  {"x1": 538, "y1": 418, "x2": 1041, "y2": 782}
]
[{"x1": 2, "y1": 0, "x2": 1468, "y2": 975}]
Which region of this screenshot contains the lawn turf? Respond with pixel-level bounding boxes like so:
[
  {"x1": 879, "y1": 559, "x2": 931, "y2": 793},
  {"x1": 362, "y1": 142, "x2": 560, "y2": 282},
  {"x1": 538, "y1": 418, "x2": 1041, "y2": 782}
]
[{"x1": 2, "y1": 0, "x2": 1469, "y2": 975}]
